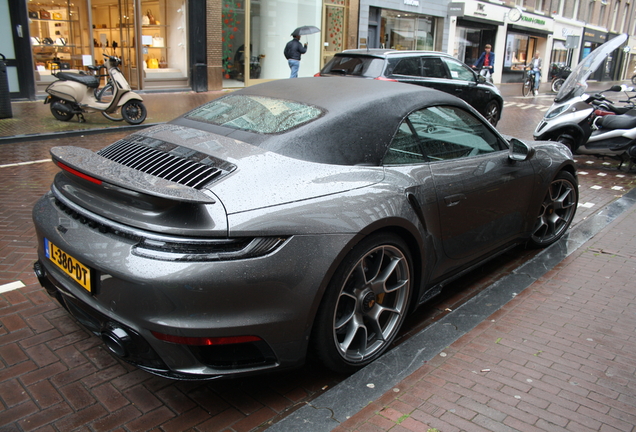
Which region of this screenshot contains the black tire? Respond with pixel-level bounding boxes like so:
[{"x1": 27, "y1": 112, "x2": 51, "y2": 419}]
[
  {"x1": 631, "y1": 75, "x2": 636, "y2": 85},
  {"x1": 312, "y1": 233, "x2": 413, "y2": 373},
  {"x1": 528, "y1": 171, "x2": 578, "y2": 248},
  {"x1": 551, "y1": 78, "x2": 564, "y2": 93},
  {"x1": 556, "y1": 134, "x2": 576, "y2": 152},
  {"x1": 522, "y1": 78, "x2": 532, "y2": 97},
  {"x1": 121, "y1": 100, "x2": 147, "y2": 125},
  {"x1": 50, "y1": 98, "x2": 75, "y2": 121},
  {"x1": 484, "y1": 101, "x2": 500, "y2": 127}
]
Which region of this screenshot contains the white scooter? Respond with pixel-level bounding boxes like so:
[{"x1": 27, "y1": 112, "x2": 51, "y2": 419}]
[
  {"x1": 534, "y1": 33, "x2": 636, "y2": 169},
  {"x1": 44, "y1": 54, "x2": 147, "y2": 125}
]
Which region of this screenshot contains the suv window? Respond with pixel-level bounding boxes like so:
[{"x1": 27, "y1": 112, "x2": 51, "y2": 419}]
[
  {"x1": 421, "y1": 57, "x2": 449, "y2": 79},
  {"x1": 441, "y1": 57, "x2": 476, "y2": 81},
  {"x1": 385, "y1": 106, "x2": 504, "y2": 164},
  {"x1": 322, "y1": 56, "x2": 385, "y2": 77},
  {"x1": 392, "y1": 58, "x2": 421, "y2": 76}
]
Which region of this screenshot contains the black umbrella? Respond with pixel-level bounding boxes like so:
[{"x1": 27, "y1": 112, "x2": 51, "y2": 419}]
[{"x1": 291, "y1": 26, "x2": 321, "y2": 37}]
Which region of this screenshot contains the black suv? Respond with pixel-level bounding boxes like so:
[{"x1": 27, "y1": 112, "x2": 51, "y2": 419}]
[{"x1": 317, "y1": 50, "x2": 503, "y2": 126}]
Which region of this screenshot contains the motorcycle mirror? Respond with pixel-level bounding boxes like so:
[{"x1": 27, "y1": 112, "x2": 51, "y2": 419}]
[{"x1": 609, "y1": 85, "x2": 623, "y2": 92}]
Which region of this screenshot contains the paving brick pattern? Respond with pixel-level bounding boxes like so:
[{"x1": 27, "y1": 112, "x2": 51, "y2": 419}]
[
  {"x1": 334, "y1": 203, "x2": 636, "y2": 432},
  {"x1": 1, "y1": 86, "x2": 636, "y2": 431}
]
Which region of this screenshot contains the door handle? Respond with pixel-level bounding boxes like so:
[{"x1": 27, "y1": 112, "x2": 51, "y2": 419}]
[{"x1": 444, "y1": 193, "x2": 466, "y2": 207}]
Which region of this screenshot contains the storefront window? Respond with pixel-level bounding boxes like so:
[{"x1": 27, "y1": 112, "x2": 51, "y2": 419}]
[
  {"x1": 222, "y1": 0, "x2": 247, "y2": 87},
  {"x1": 251, "y1": 0, "x2": 322, "y2": 80},
  {"x1": 504, "y1": 33, "x2": 534, "y2": 70},
  {"x1": 550, "y1": 41, "x2": 568, "y2": 65},
  {"x1": 381, "y1": 10, "x2": 435, "y2": 51},
  {"x1": 323, "y1": 1, "x2": 346, "y2": 67},
  {"x1": 454, "y1": 27, "x2": 480, "y2": 64}
]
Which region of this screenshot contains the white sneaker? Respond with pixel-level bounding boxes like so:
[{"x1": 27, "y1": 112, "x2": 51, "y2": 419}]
[{"x1": 534, "y1": 89, "x2": 538, "y2": 96}]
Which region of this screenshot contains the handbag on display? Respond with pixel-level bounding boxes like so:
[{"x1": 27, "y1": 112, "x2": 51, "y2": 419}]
[
  {"x1": 147, "y1": 57, "x2": 159, "y2": 69},
  {"x1": 52, "y1": 12, "x2": 62, "y2": 20},
  {"x1": 142, "y1": 14, "x2": 150, "y2": 25},
  {"x1": 28, "y1": 10, "x2": 39, "y2": 19},
  {"x1": 146, "y1": 10, "x2": 157, "y2": 25},
  {"x1": 39, "y1": 10, "x2": 51, "y2": 19},
  {"x1": 152, "y1": 35, "x2": 164, "y2": 48},
  {"x1": 159, "y1": 57, "x2": 167, "y2": 68}
]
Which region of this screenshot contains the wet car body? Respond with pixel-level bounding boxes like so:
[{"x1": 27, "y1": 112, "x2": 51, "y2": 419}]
[
  {"x1": 318, "y1": 49, "x2": 504, "y2": 126},
  {"x1": 32, "y1": 78, "x2": 577, "y2": 379}
]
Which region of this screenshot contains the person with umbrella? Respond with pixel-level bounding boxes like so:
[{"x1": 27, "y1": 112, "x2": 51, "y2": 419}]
[{"x1": 284, "y1": 26, "x2": 319, "y2": 78}]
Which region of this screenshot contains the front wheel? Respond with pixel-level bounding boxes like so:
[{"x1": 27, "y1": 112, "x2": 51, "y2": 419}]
[
  {"x1": 631, "y1": 74, "x2": 636, "y2": 85},
  {"x1": 528, "y1": 171, "x2": 578, "y2": 248},
  {"x1": 121, "y1": 100, "x2": 147, "y2": 125},
  {"x1": 551, "y1": 78, "x2": 564, "y2": 93},
  {"x1": 484, "y1": 101, "x2": 499, "y2": 127},
  {"x1": 522, "y1": 78, "x2": 532, "y2": 97},
  {"x1": 312, "y1": 234, "x2": 412, "y2": 373}
]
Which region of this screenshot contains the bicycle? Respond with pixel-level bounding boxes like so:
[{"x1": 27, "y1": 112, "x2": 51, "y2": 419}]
[{"x1": 522, "y1": 69, "x2": 538, "y2": 97}]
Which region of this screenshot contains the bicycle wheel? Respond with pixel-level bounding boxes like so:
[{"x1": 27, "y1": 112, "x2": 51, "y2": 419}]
[
  {"x1": 522, "y1": 78, "x2": 532, "y2": 97},
  {"x1": 632, "y1": 74, "x2": 636, "y2": 85}
]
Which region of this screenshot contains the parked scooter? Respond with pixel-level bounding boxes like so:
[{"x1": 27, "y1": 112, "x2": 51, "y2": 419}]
[
  {"x1": 44, "y1": 54, "x2": 147, "y2": 125},
  {"x1": 534, "y1": 34, "x2": 636, "y2": 170},
  {"x1": 549, "y1": 63, "x2": 571, "y2": 93}
]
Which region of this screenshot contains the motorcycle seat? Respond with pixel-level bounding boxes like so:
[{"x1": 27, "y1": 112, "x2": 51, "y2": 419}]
[
  {"x1": 56, "y1": 72, "x2": 100, "y2": 89},
  {"x1": 598, "y1": 113, "x2": 636, "y2": 130}
]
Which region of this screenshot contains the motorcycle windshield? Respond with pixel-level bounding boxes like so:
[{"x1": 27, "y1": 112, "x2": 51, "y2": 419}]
[{"x1": 554, "y1": 33, "x2": 628, "y2": 103}]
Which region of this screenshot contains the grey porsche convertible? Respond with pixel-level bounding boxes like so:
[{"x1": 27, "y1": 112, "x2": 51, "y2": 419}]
[{"x1": 32, "y1": 77, "x2": 578, "y2": 379}]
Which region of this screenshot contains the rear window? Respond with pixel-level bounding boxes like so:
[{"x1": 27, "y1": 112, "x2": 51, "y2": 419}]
[
  {"x1": 185, "y1": 95, "x2": 323, "y2": 134},
  {"x1": 321, "y1": 56, "x2": 385, "y2": 77}
]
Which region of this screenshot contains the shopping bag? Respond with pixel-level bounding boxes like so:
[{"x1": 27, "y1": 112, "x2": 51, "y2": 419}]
[{"x1": 152, "y1": 35, "x2": 164, "y2": 48}]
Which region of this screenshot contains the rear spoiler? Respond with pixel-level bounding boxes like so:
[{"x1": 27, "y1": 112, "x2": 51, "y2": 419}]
[{"x1": 50, "y1": 146, "x2": 217, "y2": 204}]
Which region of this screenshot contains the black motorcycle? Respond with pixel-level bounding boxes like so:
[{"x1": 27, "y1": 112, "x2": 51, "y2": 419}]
[{"x1": 549, "y1": 63, "x2": 572, "y2": 93}]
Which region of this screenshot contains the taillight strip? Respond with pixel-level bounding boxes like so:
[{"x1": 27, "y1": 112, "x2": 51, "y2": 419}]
[{"x1": 55, "y1": 161, "x2": 103, "y2": 185}]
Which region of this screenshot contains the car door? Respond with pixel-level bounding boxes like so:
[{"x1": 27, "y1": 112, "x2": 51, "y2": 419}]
[
  {"x1": 387, "y1": 105, "x2": 535, "y2": 264},
  {"x1": 439, "y1": 57, "x2": 492, "y2": 115}
]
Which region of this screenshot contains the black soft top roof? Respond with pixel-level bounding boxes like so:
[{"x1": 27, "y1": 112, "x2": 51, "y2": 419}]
[{"x1": 174, "y1": 77, "x2": 474, "y2": 166}]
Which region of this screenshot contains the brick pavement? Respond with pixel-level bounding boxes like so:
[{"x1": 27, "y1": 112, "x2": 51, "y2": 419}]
[
  {"x1": 1, "y1": 85, "x2": 636, "y2": 432},
  {"x1": 334, "y1": 203, "x2": 636, "y2": 432}
]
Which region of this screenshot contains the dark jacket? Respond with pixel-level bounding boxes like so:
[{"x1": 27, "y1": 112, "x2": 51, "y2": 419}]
[
  {"x1": 284, "y1": 39, "x2": 307, "y2": 61},
  {"x1": 473, "y1": 51, "x2": 495, "y2": 69}
]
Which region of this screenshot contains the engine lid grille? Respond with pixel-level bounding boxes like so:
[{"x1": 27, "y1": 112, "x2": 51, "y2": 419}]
[{"x1": 98, "y1": 136, "x2": 235, "y2": 189}]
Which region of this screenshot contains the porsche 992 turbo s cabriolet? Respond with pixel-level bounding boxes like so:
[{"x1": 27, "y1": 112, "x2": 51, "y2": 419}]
[{"x1": 33, "y1": 77, "x2": 578, "y2": 379}]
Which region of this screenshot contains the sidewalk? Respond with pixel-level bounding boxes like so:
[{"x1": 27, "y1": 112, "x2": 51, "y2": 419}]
[{"x1": 0, "y1": 90, "x2": 226, "y2": 143}]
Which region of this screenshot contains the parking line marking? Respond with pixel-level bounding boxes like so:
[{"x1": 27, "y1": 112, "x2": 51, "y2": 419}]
[
  {"x1": 0, "y1": 281, "x2": 26, "y2": 294},
  {"x1": 0, "y1": 159, "x2": 51, "y2": 169}
]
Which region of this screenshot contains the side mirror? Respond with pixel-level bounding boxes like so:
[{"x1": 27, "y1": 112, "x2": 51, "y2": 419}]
[{"x1": 509, "y1": 138, "x2": 535, "y2": 161}]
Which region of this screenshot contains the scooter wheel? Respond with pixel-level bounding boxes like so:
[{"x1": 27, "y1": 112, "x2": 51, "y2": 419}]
[
  {"x1": 50, "y1": 98, "x2": 75, "y2": 121},
  {"x1": 551, "y1": 78, "x2": 564, "y2": 93},
  {"x1": 121, "y1": 100, "x2": 147, "y2": 125}
]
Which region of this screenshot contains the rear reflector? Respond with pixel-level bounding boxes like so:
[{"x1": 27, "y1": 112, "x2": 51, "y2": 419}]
[
  {"x1": 375, "y1": 76, "x2": 398, "y2": 82},
  {"x1": 152, "y1": 331, "x2": 262, "y2": 346},
  {"x1": 56, "y1": 161, "x2": 103, "y2": 185}
]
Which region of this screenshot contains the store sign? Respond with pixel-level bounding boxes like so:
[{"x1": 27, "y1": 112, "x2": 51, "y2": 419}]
[
  {"x1": 520, "y1": 15, "x2": 546, "y2": 25},
  {"x1": 448, "y1": 2, "x2": 464, "y2": 16},
  {"x1": 404, "y1": 0, "x2": 419, "y2": 6}
]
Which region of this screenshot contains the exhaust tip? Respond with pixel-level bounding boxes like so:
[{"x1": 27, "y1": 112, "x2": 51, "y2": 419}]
[{"x1": 102, "y1": 327, "x2": 131, "y2": 358}]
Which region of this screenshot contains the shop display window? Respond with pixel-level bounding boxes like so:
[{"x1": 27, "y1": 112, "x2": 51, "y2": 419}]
[
  {"x1": 380, "y1": 10, "x2": 436, "y2": 51},
  {"x1": 504, "y1": 33, "x2": 532, "y2": 70}
]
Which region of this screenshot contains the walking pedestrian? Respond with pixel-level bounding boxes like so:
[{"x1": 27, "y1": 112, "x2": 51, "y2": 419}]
[{"x1": 284, "y1": 34, "x2": 307, "y2": 78}]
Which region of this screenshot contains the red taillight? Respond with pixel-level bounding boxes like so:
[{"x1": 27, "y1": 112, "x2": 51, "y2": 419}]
[
  {"x1": 314, "y1": 72, "x2": 322, "y2": 77},
  {"x1": 55, "y1": 161, "x2": 102, "y2": 185},
  {"x1": 375, "y1": 76, "x2": 398, "y2": 82},
  {"x1": 152, "y1": 331, "x2": 262, "y2": 346}
]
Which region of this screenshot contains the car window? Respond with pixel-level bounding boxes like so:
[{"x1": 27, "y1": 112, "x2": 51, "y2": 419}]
[
  {"x1": 405, "y1": 106, "x2": 505, "y2": 161},
  {"x1": 421, "y1": 57, "x2": 449, "y2": 79},
  {"x1": 185, "y1": 95, "x2": 324, "y2": 134},
  {"x1": 384, "y1": 122, "x2": 427, "y2": 164},
  {"x1": 392, "y1": 58, "x2": 421, "y2": 76},
  {"x1": 441, "y1": 58, "x2": 476, "y2": 82},
  {"x1": 322, "y1": 56, "x2": 385, "y2": 77}
]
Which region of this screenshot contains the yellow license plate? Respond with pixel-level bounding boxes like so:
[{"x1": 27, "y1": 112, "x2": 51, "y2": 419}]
[{"x1": 44, "y1": 238, "x2": 92, "y2": 292}]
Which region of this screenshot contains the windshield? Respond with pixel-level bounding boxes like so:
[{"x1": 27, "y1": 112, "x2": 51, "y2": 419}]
[
  {"x1": 555, "y1": 34, "x2": 628, "y2": 103},
  {"x1": 185, "y1": 95, "x2": 324, "y2": 134}
]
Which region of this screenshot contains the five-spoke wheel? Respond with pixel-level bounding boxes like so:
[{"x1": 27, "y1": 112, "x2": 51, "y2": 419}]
[
  {"x1": 121, "y1": 100, "x2": 147, "y2": 125},
  {"x1": 529, "y1": 171, "x2": 578, "y2": 248},
  {"x1": 313, "y1": 234, "x2": 412, "y2": 373}
]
